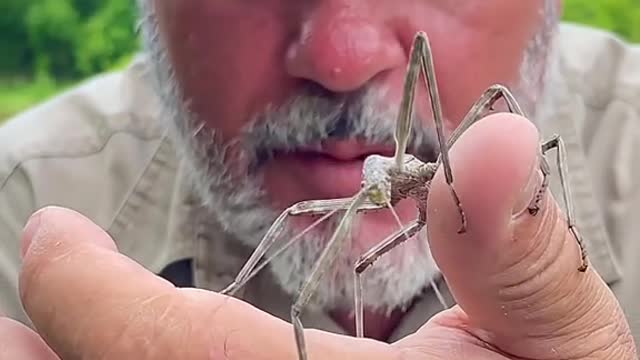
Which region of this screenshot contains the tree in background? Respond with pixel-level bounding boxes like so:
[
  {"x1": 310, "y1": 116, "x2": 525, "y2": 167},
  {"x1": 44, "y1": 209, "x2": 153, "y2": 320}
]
[
  {"x1": 0, "y1": 0, "x2": 35, "y2": 79},
  {"x1": 25, "y1": 0, "x2": 81, "y2": 81},
  {"x1": 0, "y1": 0, "x2": 138, "y2": 81},
  {"x1": 74, "y1": 0, "x2": 139, "y2": 76}
]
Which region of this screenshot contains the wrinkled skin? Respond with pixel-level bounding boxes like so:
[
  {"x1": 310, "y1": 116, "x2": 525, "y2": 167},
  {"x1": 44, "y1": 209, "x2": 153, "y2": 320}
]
[{"x1": 0, "y1": 0, "x2": 637, "y2": 359}]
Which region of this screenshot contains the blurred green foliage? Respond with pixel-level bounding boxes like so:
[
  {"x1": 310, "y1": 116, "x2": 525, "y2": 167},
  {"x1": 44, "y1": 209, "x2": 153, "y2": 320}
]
[
  {"x1": 563, "y1": 0, "x2": 640, "y2": 43},
  {"x1": 0, "y1": 0, "x2": 138, "y2": 81},
  {"x1": 0, "y1": 0, "x2": 638, "y2": 121}
]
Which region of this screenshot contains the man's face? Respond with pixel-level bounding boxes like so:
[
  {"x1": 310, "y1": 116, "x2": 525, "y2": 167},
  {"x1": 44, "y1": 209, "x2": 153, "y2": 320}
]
[{"x1": 140, "y1": 0, "x2": 559, "y2": 312}]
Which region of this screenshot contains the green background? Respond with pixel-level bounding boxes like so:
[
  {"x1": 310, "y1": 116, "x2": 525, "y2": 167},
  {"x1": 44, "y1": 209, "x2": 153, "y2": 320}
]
[{"x1": 1, "y1": 0, "x2": 638, "y2": 121}]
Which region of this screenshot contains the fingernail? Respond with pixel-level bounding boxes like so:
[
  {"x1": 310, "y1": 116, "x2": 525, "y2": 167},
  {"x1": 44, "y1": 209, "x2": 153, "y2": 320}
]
[
  {"x1": 20, "y1": 208, "x2": 47, "y2": 259},
  {"x1": 512, "y1": 156, "x2": 543, "y2": 216}
]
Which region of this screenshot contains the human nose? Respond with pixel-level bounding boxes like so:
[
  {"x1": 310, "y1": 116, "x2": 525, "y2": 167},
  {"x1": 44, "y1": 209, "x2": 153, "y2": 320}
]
[{"x1": 285, "y1": 3, "x2": 405, "y2": 92}]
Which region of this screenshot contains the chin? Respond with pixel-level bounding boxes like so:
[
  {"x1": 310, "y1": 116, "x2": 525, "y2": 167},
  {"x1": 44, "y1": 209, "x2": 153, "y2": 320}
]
[{"x1": 265, "y1": 199, "x2": 439, "y2": 313}]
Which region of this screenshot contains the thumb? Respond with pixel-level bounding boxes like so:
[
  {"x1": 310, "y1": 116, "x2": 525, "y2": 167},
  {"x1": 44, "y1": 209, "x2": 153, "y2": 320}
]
[{"x1": 426, "y1": 113, "x2": 634, "y2": 358}]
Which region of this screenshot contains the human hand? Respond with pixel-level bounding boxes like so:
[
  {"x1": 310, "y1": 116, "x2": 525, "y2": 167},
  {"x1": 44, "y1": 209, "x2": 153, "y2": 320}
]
[
  {"x1": 0, "y1": 114, "x2": 635, "y2": 359},
  {"x1": 413, "y1": 113, "x2": 637, "y2": 359}
]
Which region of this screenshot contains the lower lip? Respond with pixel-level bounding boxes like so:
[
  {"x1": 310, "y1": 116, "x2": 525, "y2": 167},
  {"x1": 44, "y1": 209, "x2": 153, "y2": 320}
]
[{"x1": 283, "y1": 152, "x2": 366, "y2": 199}]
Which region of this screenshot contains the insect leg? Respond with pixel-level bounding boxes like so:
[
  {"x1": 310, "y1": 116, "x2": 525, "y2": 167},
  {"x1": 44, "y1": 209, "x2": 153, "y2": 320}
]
[
  {"x1": 221, "y1": 197, "x2": 356, "y2": 296},
  {"x1": 441, "y1": 84, "x2": 572, "y2": 222},
  {"x1": 291, "y1": 190, "x2": 368, "y2": 360},
  {"x1": 445, "y1": 84, "x2": 525, "y2": 148},
  {"x1": 238, "y1": 199, "x2": 386, "y2": 291},
  {"x1": 393, "y1": 33, "x2": 423, "y2": 169},
  {"x1": 432, "y1": 85, "x2": 527, "y2": 233},
  {"x1": 539, "y1": 135, "x2": 588, "y2": 272},
  {"x1": 414, "y1": 32, "x2": 467, "y2": 233},
  {"x1": 353, "y1": 215, "x2": 425, "y2": 337}
]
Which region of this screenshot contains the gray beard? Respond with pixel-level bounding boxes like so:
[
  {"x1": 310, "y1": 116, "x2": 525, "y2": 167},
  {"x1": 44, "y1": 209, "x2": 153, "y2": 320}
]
[{"x1": 136, "y1": 0, "x2": 557, "y2": 314}]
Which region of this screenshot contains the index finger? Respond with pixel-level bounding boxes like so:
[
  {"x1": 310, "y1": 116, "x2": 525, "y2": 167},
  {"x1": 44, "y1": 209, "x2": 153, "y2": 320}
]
[{"x1": 19, "y1": 206, "x2": 393, "y2": 359}]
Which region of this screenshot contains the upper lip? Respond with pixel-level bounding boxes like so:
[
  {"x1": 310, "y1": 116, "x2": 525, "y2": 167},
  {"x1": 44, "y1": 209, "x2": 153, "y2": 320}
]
[{"x1": 303, "y1": 139, "x2": 396, "y2": 161}]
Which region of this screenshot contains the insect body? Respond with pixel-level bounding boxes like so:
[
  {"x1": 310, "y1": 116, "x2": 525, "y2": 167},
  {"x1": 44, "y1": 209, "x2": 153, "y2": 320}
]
[{"x1": 221, "y1": 31, "x2": 588, "y2": 360}]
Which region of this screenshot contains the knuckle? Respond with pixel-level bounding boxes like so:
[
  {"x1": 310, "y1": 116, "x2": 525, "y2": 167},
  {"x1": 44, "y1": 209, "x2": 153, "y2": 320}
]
[
  {"x1": 577, "y1": 305, "x2": 638, "y2": 359},
  {"x1": 492, "y1": 195, "x2": 606, "y2": 328},
  {"x1": 495, "y1": 196, "x2": 566, "y2": 302},
  {"x1": 544, "y1": 313, "x2": 637, "y2": 360}
]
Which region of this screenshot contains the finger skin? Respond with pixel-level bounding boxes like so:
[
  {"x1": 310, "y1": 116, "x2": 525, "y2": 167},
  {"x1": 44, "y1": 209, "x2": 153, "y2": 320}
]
[
  {"x1": 0, "y1": 317, "x2": 60, "y2": 360},
  {"x1": 426, "y1": 113, "x2": 636, "y2": 359},
  {"x1": 18, "y1": 206, "x2": 398, "y2": 360}
]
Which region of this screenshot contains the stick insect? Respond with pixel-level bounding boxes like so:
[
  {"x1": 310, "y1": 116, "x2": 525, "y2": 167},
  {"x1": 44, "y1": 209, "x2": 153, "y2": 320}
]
[{"x1": 220, "y1": 31, "x2": 589, "y2": 360}]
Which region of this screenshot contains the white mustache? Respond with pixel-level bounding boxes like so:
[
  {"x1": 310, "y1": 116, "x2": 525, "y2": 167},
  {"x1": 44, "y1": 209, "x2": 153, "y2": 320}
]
[{"x1": 236, "y1": 84, "x2": 440, "y2": 172}]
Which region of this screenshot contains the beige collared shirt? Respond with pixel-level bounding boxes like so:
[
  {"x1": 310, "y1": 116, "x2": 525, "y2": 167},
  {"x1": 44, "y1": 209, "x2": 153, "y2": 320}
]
[{"x1": 1, "y1": 23, "x2": 639, "y2": 344}]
